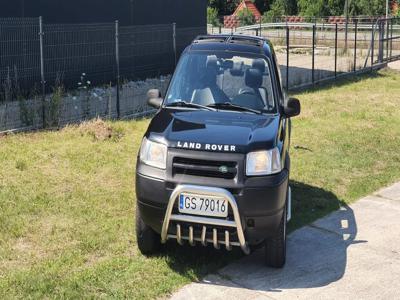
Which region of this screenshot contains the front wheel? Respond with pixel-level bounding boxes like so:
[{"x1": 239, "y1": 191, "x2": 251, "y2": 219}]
[
  {"x1": 135, "y1": 208, "x2": 161, "y2": 255},
  {"x1": 264, "y1": 203, "x2": 287, "y2": 268}
]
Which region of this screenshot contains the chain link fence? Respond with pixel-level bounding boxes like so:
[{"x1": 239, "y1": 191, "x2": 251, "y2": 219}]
[
  {"x1": 2, "y1": 16, "x2": 399, "y2": 133},
  {"x1": 0, "y1": 17, "x2": 205, "y2": 132},
  {"x1": 209, "y1": 16, "x2": 400, "y2": 91}
]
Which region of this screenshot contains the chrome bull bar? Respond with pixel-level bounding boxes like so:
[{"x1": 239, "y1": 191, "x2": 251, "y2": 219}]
[{"x1": 161, "y1": 184, "x2": 250, "y2": 254}]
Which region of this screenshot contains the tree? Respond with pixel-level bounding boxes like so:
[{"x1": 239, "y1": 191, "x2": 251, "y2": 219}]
[
  {"x1": 237, "y1": 8, "x2": 256, "y2": 26},
  {"x1": 262, "y1": 0, "x2": 285, "y2": 22},
  {"x1": 297, "y1": 0, "x2": 328, "y2": 16},
  {"x1": 286, "y1": 0, "x2": 299, "y2": 15},
  {"x1": 327, "y1": 0, "x2": 346, "y2": 15},
  {"x1": 208, "y1": 0, "x2": 240, "y2": 16},
  {"x1": 254, "y1": 0, "x2": 269, "y2": 13},
  {"x1": 397, "y1": 0, "x2": 400, "y2": 16},
  {"x1": 344, "y1": 0, "x2": 385, "y2": 16},
  {"x1": 207, "y1": 7, "x2": 221, "y2": 26},
  {"x1": 297, "y1": 0, "x2": 345, "y2": 16},
  {"x1": 262, "y1": 0, "x2": 298, "y2": 21},
  {"x1": 394, "y1": 0, "x2": 400, "y2": 16},
  {"x1": 209, "y1": 0, "x2": 390, "y2": 17}
]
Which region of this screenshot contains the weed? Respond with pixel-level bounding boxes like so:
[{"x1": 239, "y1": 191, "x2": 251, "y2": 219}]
[
  {"x1": 15, "y1": 160, "x2": 27, "y2": 171},
  {"x1": 78, "y1": 73, "x2": 92, "y2": 120},
  {"x1": 47, "y1": 73, "x2": 64, "y2": 128}
]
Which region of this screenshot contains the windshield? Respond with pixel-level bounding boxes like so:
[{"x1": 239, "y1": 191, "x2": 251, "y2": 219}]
[{"x1": 165, "y1": 52, "x2": 276, "y2": 113}]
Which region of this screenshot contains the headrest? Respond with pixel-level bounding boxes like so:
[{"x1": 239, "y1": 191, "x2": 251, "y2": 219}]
[
  {"x1": 230, "y1": 61, "x2": 244, "y2": 76},
  {"x1": 245, "y1": 68, "x2": 263, "y2": 88},
  {"x1": 252, "y1": 59, "x2": 266, "y2": 74},
  {"x1": 206, "y1": 55, "x2": 218, "y2": 69}
]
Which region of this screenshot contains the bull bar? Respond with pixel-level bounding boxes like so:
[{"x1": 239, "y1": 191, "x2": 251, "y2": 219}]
[{"x1": 160, "y1": 184, "x2": 251, "y2": 254}]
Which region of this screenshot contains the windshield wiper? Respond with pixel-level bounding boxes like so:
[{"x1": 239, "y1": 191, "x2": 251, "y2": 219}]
[
  {"x1": 165, "y1": 101, "x2": 216, "y2": 111},
  {"x1": 207, "y1": 102, "x2": 262, "y2": 114}
]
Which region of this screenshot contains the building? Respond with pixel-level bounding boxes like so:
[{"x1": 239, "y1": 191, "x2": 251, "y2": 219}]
[
  {"x1": 224, "y1": 0, "x2": 262, "y2": 28},
  {"x1": 0, "y1": 0, "x2": 206, "y2": 28}
]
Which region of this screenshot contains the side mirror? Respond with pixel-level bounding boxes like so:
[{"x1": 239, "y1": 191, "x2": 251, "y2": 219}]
[
  {"x1": 147, "y1": 89, "x2": 163, "y2": 109},
  {"x1": 284, "y1": 97, "x2": 301, "y2": 118}
]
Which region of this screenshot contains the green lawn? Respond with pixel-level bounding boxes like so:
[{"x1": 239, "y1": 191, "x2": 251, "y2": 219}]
[{"x1": 1, "y1": 69, "x2": 400, "y2": 299}]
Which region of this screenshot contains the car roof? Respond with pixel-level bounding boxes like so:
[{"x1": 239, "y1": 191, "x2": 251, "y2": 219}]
[{"x1": 187, "y1": 34, "x2": 273, "y2": 59}]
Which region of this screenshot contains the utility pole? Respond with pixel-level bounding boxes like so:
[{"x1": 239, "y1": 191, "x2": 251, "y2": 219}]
[
  {"x1": 386, "y1": 0, "x2": 389, "y2": 18},
  {"x1": 345, "y1": 0, "x2": 349, "y2": 51}
]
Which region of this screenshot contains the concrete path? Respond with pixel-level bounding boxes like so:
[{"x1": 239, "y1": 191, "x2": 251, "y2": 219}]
[
  {"x1": 170, "y1": 182, "x2": 400, "y2": 300},
  {"x1": 389, "y1": 60, "x2": 400, "y2": 70}
]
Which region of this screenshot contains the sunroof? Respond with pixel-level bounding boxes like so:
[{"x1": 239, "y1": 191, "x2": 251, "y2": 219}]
[
  {"x1": 194, "y1": 36, "x2": 228, "y2": 43},
  {"x1": 228, "y1": 36, "x2": 263, "y2": 47},
  {"x1": 193, "y1": 35, "x2": 264, "y2": 47}
]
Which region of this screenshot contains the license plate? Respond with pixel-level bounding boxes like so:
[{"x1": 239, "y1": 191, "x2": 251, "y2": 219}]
[{"x1": 179, "y1": 193, "x2": 228, "y2": 218}]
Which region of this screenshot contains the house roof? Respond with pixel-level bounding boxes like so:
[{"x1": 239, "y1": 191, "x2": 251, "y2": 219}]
[{"x1": 233, "y1": 0, "x2": 262, "y2": 18}]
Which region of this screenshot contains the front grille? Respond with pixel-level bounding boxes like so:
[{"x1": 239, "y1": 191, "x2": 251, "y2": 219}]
[{"x1": 172, "y1": 157, "x2": 237, "y2": 179}]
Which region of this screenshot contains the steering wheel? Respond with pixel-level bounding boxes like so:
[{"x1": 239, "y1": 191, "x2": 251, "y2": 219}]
[{"x1": 238, "y1": 87, "x2": 256, "y2": 95}]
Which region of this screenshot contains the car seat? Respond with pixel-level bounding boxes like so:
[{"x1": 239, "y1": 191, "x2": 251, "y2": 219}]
[
  {"x1": 232, "y1": 68, "x2": 266, "y2": 110},
  {"x1": 191, "y1": 55, "x2": 229, "y2": 106},
  {"x1": 251, "y1": 59, "x2": 270, "y2": 108}
]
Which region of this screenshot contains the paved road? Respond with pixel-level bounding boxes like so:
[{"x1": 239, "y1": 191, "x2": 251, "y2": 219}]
[{"x1": 171, "y1": 182, "x2": 400, "y2": 300}]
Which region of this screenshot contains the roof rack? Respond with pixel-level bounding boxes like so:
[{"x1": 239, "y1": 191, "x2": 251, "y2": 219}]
[
  {"x1": 194, "y1": 35, "x2": 229, "y2": 43},
  {"x1": 193, "y1": 35, "x2": 264, "y2": 47},
  {"x1": 228, "y1": 36, "x2": 263, "y2": 47}
]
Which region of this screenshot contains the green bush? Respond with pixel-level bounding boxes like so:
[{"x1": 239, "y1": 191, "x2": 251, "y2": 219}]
[
  {"x1": 397, "y1": 1, "x2": 400, "y2": 16},
  {"x1": 262, "y1": 0, "x2": 285, "y2": 23},
  {"x1": 207, "y1": 7, "x2": 221, "y2": 27},
  {"x1": 237, "y1": 8, "x2": 256, "y2": 26}
]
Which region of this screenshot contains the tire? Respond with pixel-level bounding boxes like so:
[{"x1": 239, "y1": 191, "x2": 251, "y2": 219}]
[
  {"x1": 135, "y1": 208, "x2": 161, "y2": 255},
  {"x1": 265, "y1": 201, "x2": 287, "y2": 268}
]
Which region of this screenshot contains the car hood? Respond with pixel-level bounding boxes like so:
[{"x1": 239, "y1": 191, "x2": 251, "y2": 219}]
[{"x1": 146, "y1": 109, "x2": 281, "y2": 154}]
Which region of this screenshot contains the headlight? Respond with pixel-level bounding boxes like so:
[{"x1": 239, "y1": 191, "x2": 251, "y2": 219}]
[
  {"x1": 246, "y1": 148, "x2": 281, "y2": 176},
  {"x1": 139, "y1": 137, "x2": 167, "y2": 169}
]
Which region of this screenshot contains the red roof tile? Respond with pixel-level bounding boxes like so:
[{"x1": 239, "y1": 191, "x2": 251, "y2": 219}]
[{"x1": 233, "y1": 0, "x2": 262, "y2": 18}]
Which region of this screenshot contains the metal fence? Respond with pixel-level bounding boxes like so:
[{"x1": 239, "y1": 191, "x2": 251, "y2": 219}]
[
  {"x1": 0, "y1": 17, "x2": 205, "y2": 132},
  {"x1": 209, "y1": 17, "x2": 400, "y2": 90},
  {"x1": 1, "y1": 16, "x2": 399, "y2": 133}
]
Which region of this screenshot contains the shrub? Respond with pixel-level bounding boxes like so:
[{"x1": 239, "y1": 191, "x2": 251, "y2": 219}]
[
  {"x1": 48, "y1": 84, "x2": 64, "y2": 128},
  {"x1": 237, "y1": 8, "x2": 256, "y2": 26},
  {"x1": 396, "y1": 0, "x2": 400, "y2": 16},
  {"x1": 207, "y1": 7, "x2": 221, "y2": 27},
  {"x1": 262, "y1": 0, "x2": 286, "y2": 23}
]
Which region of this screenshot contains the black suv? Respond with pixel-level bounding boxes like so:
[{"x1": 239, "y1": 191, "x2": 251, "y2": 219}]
[{"x1": 135, "y1": 35, "x2": 300, "y2": 268}]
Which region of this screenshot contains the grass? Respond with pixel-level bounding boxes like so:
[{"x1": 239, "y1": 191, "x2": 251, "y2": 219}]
[{"x1": 0, "y1": 69, "x2": 400, "y2": 299}]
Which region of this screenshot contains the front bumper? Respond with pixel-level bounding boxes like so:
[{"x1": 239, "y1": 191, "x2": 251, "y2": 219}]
[
  {"x1": 136, "y1": 161, "x2": 288, "y2": 246},
  {"x1": 161, "y1": 184, "x2": 250, "y2": 254}
]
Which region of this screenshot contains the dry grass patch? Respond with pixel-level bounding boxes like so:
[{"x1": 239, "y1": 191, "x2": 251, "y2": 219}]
[{"x1": 72, "y1": 118, "x2": 124, "y2": 142}]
